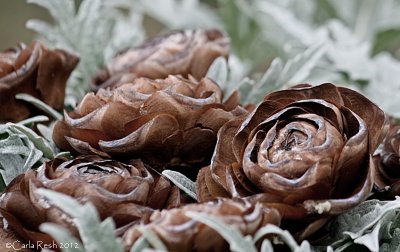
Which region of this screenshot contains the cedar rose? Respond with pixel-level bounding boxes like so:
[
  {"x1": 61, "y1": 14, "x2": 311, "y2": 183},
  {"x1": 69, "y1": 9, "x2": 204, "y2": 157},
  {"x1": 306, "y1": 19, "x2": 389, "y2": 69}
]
[
  {"x1": 53, "y1": 75, "x2": 245, "y2": 177},
  {"x1": 0, "y1": 41, "x2": 79, "y2": 123},
  {"x1": 91, "y1": 29, "x2": 229, "y2": 90},
  {"x1": 123, "y1": 198, "x2": 281, "y2": 252},
  {"x1": 196, "y1": 83, "x2": 388, "y2": 238},
  {"x1": 373, "y1": 122, "x2": 400, "y2": 197},
  {"x1": 0, "y1": 155, "x2": 185, "y2": 245}
]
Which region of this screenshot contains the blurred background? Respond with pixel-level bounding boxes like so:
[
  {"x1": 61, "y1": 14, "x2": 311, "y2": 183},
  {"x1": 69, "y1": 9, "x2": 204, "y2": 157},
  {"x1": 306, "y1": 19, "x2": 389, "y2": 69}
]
[
  {"x1": 1, "y1": 0, "x2": 400, "y2": 116},
  {"x1": 0, "y1": 0, "x2": 49, "y2": 50}
]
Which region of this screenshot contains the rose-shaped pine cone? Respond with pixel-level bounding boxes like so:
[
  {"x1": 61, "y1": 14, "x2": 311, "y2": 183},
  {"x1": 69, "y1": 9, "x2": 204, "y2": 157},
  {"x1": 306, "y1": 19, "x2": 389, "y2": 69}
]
[
  {"x1": 0, "y1": 41, "x2": 79, "y2": 123},
  {"x1": 123, "y1": 198, "x2": 281, "y2": 252},
  {"x1": 53, "y1": 75, "x2": 245, "y2": 178},
  {"x1": 91, "y1": 29, "x2": 229, "y2": 91},
  {"x1": 373, "y1": 122, "x2": 400, "y2": 197},
  {"x1": 0, "y1": 155, "x2": 188, "y2": 245},
  {"x1": 196, "y1": 83, "x2": 388, "y2": 239}
]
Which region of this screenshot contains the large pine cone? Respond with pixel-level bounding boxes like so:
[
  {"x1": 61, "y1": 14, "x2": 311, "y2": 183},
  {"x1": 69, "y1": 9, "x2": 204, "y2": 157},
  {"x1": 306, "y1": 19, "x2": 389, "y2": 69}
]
[
  {"x1": 196, "y1": 83, "x2": 388, "y2": 239},
  {"x1": 53, "y1": 75, "x2": 245, "y2": 178},
  {"x1": 91, "y1": 29, "x2": 229, "y2": 90},
  {"x1": 0, "y1": 41, "x2": 79, "y2": 123}
]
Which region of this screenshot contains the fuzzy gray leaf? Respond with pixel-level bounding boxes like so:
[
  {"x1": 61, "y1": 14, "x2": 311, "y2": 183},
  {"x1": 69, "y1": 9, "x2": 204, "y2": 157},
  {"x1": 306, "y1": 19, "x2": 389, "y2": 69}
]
[
  {"x1": 207, "y1": 56, "x2": 228, "y2": 89},
  {"x1": 0, "y1": 154, "x2": 27, "y2": 185},
  {"x1": 27, "y1": 0, "x2": 75, "y2": 27},
  {"x1": 40, "y1": 223, "x2": 84, "y2": 252},
  {"x1": 7, "y1": 123, "x2": 55, "y2": 159},
  {"x1": 37, "y1": 189, "x2": 124, "y2": 252},
  {"x1": 253, "y1": 224, "x2": 303, "y2": 252},
  {"x1": 138, "y1": 0, "x2": 220, "y2": 29},
  {"x1": 161, "y1": 170, "x2": 197, "y2": 200},
  {"x1": 17, "y1": 115, "x2": 49, "y2": 126},
  {"x1": 0, "y1": 122, "x2": 55, "y2": 186},
  {"x1": 16, "y1": 93, "x2": 62, "y2": 120},
  {"x1": 137, "y1": 227, "x2": 167, "y2": 251},
  {"x1": 318, "y1": 198, "x2": 400, "y2": 251},
  {"x1": 130, "y1": 236, "x2": 151, "y2": 252}
]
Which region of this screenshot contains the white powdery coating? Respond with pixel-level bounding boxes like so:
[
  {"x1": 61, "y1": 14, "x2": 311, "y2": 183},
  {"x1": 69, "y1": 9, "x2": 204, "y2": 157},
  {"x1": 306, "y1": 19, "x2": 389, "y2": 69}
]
[{"x1": 314, "y1": 201, "x2": 332, "y2": 214}]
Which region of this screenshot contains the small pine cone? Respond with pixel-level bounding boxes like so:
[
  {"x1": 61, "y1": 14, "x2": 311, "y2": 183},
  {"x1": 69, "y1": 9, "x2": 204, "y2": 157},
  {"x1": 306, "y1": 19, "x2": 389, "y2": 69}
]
[
  {"x1": 53, "y1": 75, "x2": 246, "y2": 178},
  {"x1": 91, "y1": 29, "x2": 229, "y2": 90},
  {"x1": 123, "y1": 198, "x2": 281, "y2": 252},
  {"x1": 0, "y1": 155, "x2": 187, "y2": 246},
  {"x1": 0, "y1": 41, "x2": 79, "y2": 123},
  {"x1": 373, "y1": 122, "x2": 400, "y2": 197}
]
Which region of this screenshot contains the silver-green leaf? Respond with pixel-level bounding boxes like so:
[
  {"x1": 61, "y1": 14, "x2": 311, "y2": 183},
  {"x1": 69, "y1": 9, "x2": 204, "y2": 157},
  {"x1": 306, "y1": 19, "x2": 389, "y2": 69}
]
[
  {"x1": 37, "y1": 189, "x2": 124, "y2": 252},
  {"x1": 161, "y1": 170, "x2": 197, "y2": 200}
]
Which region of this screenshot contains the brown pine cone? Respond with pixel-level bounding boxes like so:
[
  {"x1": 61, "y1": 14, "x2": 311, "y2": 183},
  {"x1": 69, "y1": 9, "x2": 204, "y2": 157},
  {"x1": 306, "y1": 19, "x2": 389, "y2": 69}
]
[
  {"x1": 123, "y1": 198, "x2": 281, "y2": 252},
  {"x1": 196, "y1": 83, "x2": 388, "y2": 239},
  {"x1": 0, "y1": 41, "x2": 79, "y2": 123},
  {"x1": 53, "y1": 75, "x2": 245, "y2": 178},
  {"x1": 0, "y1": 155, "x2": 187, "y2": 246},
  {"x1": 373, "y1": 121, "x2": 400, "y2": 197},
  {"x1": 91, "y1": 29, "x2": 229, "y2": 90}
]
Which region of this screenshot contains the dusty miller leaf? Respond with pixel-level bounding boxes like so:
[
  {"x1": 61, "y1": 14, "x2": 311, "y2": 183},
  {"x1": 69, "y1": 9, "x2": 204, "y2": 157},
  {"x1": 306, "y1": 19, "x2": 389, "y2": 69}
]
[
  {"x1": 206, "y1": 56, "x2": 228, "y2": 89},
  {"x1": 241, "y1": 43, "x2": 326, "y2": 104},
  {"x1": 137, "y1": 0, "x2": 220, "y2": 29},
  {"x1": 327, "y1": 0, "x2": 400, "y2": 42},
  {"x1": 255, "y1": 0, "x2": 316, "y2": 47},
  {"x1": 161, "y1": 170, "x2": 197, "y2": 200},
  {"x1": 364, "y1": 52, "x2": 400, "y2": 118},
  {"x1": 325, "y1": 20, "x2": 375, "y2": 81},
  {"x1": 37, "y1": 189, "x2": 124, "y2": 252},
  {"x1": 137, "y1": 227, "x2": 167, "y2": 251},
  {"x1": 253, "y1": 224, "x2": 312, "y2": 252},
  {"x1": 341, "y1": 199, "x2": 400, "y2": 240},
  {"x1": 27, "y1": 0, "x2": 145, "y2": 103},
  {"x1": 17, "y1": 115, "x2": 49, "y2": 126},
  {"x1": 7, "y1": 123, "x2": 55, "y2": 159},
  {"x1": 0, "y1": 122, "x2": 56, "y2": 187},
  {"x1": 218, "y1": 0, "x2": 270, "y2": 63},
  {"x1": 16, "y1": 93, "x2": 63, "y2": 120},
  {"x1": 318, "y1": 198, "x2": 400, "y2": 251},
  {"x1": 260, "y1": 239, "x2": 274, "y2": 252},
  {"x1": 207, "y1": 55, "x2": 251, "y2": 101},
  {"x1": 130, "y1": 236, "x2": 151, "y2": 252},
  {"x1": 40, "y1": 223, "x2": 84, "y2": 252},
  {"x1": 381, "y1": 228, "x2": 400, "y2": 252}
]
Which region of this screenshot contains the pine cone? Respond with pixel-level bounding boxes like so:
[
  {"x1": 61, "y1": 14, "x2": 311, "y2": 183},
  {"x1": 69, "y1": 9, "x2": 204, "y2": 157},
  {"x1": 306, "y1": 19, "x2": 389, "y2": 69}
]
[
  {"x1": 91, "y1": 29, "x2": 229, "y2": 90},
  {"x1": 196, "y1": 83, "x2": 388, "y2": 239},
  {"x1": 0, "y1": 41, "x2": 79, "y2": 123},
  {"x1": 123, "y1": 198, "x2": 281, "y2": 252},
  {"x1": 53, "y1": 75, "x2": 245, "y2": 178},
  {"x1": 373, "y1": 122, "x2": 400, "y2": 197},
  {"x1": 0, "y1": 155, "x2": 187, "y2": 246}
]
